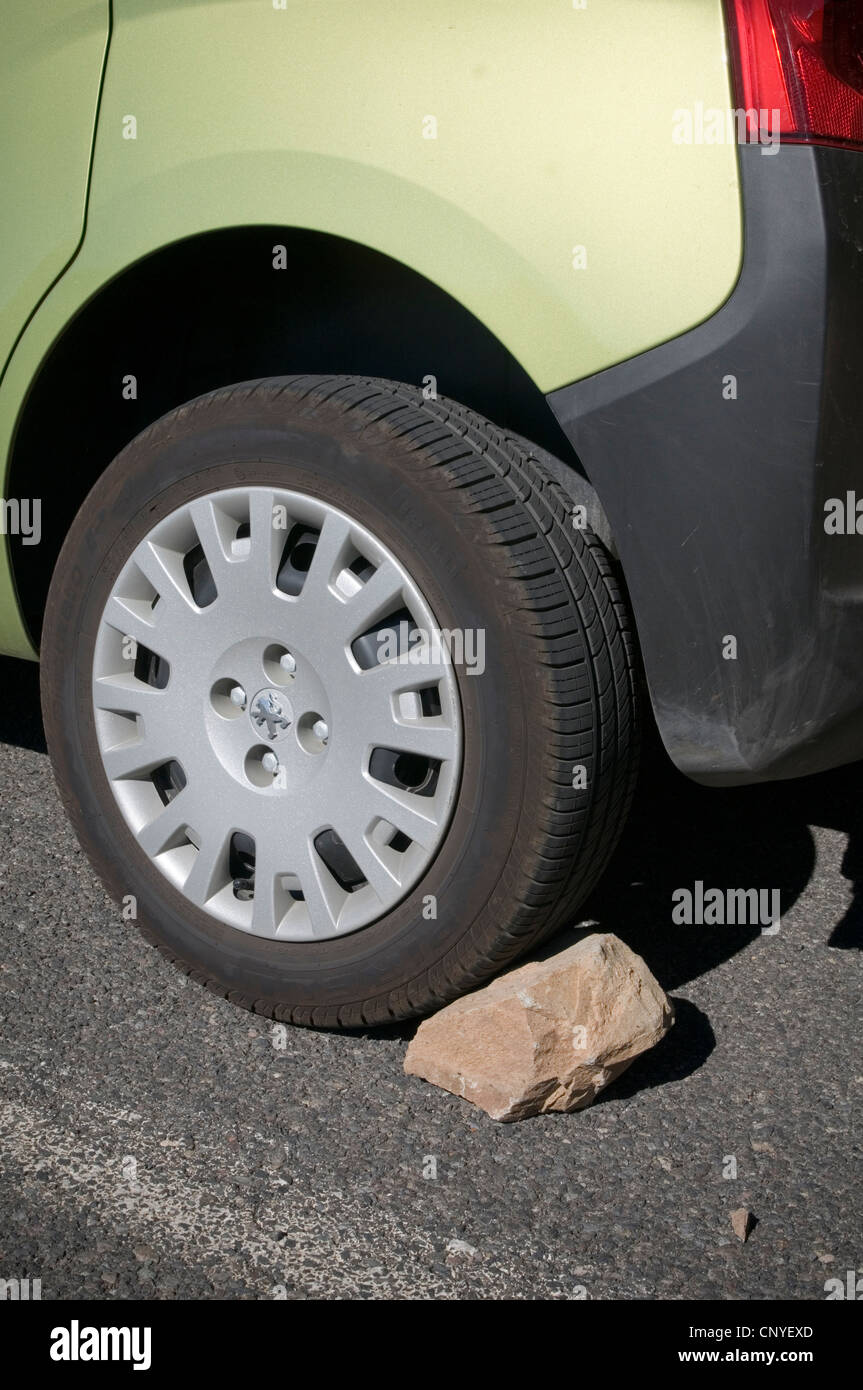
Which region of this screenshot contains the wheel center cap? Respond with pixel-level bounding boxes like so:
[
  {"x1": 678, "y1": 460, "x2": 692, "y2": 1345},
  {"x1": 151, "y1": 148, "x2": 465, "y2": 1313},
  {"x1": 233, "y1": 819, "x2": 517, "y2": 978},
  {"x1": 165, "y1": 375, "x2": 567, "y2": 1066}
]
[{"x1": 248, "y1": 687, "x2": 294, "y2": 742}]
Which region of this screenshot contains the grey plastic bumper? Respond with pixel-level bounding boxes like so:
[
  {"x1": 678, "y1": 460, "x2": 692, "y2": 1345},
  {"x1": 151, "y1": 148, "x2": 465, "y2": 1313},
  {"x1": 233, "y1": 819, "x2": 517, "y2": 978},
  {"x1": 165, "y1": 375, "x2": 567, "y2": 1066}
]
[{"x1": 548, "y1": 143, "x2": 863, "y2": 786}]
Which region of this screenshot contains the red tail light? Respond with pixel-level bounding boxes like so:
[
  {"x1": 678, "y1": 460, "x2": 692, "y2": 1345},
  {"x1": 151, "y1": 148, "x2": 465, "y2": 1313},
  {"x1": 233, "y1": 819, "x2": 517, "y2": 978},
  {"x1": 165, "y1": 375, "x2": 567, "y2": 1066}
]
[{"x1": 725, "y1": 0, "x2": 863, "y2": 150}]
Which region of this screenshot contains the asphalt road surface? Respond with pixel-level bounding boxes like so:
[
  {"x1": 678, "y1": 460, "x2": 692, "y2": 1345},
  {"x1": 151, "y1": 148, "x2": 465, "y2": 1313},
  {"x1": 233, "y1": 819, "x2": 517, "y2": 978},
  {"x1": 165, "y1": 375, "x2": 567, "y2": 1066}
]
[{"x1": 0, "y1": 654, "x2": 859, "y2": 1300}]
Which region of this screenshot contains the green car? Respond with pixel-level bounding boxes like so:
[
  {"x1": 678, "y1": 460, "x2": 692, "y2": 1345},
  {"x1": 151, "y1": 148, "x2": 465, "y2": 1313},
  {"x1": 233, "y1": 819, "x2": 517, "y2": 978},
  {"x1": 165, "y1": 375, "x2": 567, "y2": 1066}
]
[{"x1": 3, "y1": 1, "x2": 862, "y2": 1026}]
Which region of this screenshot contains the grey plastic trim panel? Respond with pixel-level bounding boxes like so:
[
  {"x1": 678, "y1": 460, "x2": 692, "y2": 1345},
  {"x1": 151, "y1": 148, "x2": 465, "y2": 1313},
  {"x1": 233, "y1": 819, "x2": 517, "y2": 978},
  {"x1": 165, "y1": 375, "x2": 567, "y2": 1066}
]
[{"x1": 548, "y1": 144, "x2": 863, "y2": 786}]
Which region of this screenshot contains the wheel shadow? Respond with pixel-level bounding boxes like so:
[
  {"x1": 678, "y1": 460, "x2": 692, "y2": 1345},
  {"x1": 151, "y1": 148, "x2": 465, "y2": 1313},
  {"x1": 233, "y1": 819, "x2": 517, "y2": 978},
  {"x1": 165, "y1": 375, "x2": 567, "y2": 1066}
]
[
  {"x1": 0, "y1": 654, "x2": 45, "y2": 754},
  {"x1": 583, "y1": 721, "x2": 863, "y2": 992},
  {"x1": 592, "y1": 997, "x2": 715, "y2": 1105}
]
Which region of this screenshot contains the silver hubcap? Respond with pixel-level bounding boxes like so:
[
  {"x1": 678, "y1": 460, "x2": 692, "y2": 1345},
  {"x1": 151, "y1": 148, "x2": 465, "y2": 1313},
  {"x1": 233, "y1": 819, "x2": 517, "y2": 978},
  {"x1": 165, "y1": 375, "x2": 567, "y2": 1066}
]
[{"x1": 91, "y1": 486, "x2": 462, "y2": 941}]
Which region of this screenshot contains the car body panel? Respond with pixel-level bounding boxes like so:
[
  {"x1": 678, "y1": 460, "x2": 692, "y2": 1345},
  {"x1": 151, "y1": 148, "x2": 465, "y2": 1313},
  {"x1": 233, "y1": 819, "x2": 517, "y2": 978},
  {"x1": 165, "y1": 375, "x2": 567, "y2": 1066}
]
[
  {"x1": 0, "y1": 0, "x2": 741, "y2": 660},
  {"x1": 0, "y1": 0, "x2": 109, "y2": 378},
  {"x1": 84, "y1": 0, "x2": 742, "y2": 395}
]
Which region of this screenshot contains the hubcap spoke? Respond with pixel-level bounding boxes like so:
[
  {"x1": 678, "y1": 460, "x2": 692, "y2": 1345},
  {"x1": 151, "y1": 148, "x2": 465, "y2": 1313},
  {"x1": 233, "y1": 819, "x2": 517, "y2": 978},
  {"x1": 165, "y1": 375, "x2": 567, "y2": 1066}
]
[
  {"x1": 133, "y1": 539, "x2": 198, "y2": 620},
  {"x1": 250, "y1": 837, "x2": 285, "y2": 938},
  {"x1": 102, "y1": 594, "x2": 161, "y2": 652},
  {"x1": 93, "y1": 674, "x2": 166, "y2": 718},
  {"x1": 247, "y1": 488, "x2": 281, "y2": 592},
  {"x1": 136, "y1": 789, "x2": 192, "y2": 858},
  {"x1": 301, "y1": 510, "x2": 354, "y2": 602},
  {"x1": 298, "y1": 843, "x2": 342, "y2": 939},
  {"x1": 368, "y1": 718, "x2": 458, "y2": 761},
  {"x1": 183, "y1": 829, "x2": 231, "y2": 908},
  {"x1": 337, "y1": 560, "x2": 405, "y2": 642},
  {"x1": 364, "y1": 781, "x2": 440, "y2": 851},
  {"x1": 356, "y1": 653, "x2": 452, "y2": 697},
  {"x1": 102, "y1": 738, "x2": 171, "y2": 782},
  {"x1": 188, "y1": 496, "x2": 234, "y2": 589},
  {"x1": 334, "y1": 822, "x2": 400, "y2": 902}
]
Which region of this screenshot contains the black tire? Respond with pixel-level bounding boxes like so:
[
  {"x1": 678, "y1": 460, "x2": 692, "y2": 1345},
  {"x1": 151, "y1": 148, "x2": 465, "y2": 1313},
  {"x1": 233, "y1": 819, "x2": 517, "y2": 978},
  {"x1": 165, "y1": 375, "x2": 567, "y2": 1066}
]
[{"x1": 41, "y1": 376, "x2": 639, "y2": 1028}]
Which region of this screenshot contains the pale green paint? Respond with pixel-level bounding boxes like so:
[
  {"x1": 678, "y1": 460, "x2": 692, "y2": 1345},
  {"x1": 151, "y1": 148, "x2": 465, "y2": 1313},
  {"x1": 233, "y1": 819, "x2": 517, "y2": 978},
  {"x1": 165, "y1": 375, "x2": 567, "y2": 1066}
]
[
  {"x1": 0, "y1": 1, "x2": 108, "y2": 376},
  {"x1": 0, "y1": 0, "x2": 742, "y2": 660},
  {"x1": 0, "y1": 0, "x2": 108, "y2": 657}
]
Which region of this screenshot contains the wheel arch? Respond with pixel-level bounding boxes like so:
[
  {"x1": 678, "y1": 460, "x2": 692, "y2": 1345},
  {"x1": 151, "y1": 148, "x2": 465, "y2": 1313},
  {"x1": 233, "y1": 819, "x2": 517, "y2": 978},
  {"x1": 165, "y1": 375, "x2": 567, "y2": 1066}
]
[{"x1": 7, "y1": 225, "x2": 598, "y2": 649}]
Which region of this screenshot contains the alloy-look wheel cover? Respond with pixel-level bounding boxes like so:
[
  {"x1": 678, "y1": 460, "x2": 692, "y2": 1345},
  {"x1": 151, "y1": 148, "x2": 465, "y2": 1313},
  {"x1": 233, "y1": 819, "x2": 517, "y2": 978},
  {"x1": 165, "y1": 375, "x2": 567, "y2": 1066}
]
[{"x1": 91, "y1": 486, "x2": 463, "y2": 941}]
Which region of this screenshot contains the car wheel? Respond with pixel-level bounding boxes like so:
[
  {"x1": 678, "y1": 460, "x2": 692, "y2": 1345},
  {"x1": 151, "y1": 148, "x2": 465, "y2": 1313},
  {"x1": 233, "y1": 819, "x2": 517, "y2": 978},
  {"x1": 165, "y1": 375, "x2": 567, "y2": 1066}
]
[{"x1": 41, "y1": 376, "x2": 639, "y2": 1027}]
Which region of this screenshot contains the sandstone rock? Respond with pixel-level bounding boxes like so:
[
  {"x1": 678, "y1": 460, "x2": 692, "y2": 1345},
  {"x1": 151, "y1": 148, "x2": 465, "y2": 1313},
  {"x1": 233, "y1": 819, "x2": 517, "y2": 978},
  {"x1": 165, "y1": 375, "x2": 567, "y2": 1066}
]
[
  {"x1": 404, "y1": 933, "x2": 673, "y2": 1122},
  {"x1": 731, "y1": 1208, "x2": 754, "y2": 1242}
]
